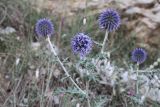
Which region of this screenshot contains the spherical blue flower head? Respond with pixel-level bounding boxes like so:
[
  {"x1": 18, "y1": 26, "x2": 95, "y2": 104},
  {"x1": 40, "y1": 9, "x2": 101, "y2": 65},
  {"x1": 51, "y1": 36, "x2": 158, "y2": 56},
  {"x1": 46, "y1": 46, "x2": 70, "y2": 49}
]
[
  {"x1": 98, "y1": 9, "x2": 121, "y2": 32},
  {"x1": 131, "y1": 48, "x2": 147, "y2": 64},
  {"x1": 35, "y1": 18, "x2": 54, "y2": 37},
  {"x1": 71, "y1": 33, "x2": 93, "y2": 58}
]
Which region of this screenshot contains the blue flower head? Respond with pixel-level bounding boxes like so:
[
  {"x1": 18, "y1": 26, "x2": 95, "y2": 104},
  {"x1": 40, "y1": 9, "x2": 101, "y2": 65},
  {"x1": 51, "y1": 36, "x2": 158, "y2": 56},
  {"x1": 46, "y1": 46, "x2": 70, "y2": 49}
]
[
  {"x1": 71, "y1": 33, "x2": 93, "y2": 58},
  {"x1": 35, "y1": 18, "x2": 54, "y2": 37},
  {"x1": 98, "y1": 9, "x2": 121, "y2": 32},
  {"x1": 131, "y1": 48, "x2": 147, "y2": 64}
]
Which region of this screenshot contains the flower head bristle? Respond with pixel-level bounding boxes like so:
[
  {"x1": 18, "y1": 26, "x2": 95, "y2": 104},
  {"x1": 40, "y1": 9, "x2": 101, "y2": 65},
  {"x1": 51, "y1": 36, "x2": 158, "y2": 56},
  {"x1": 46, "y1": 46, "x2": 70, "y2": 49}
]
[
  {"x1": 131, "y1": 48, "x2": 147, "y2": 64},
  {"x1": 98, "y1": 9, "x2": 121, "y2": 32},
  {"x1": 35, "y1": 18, "x2": 54, "y2": 37},
  {"x1": 71, "y1": 33, "x2": 93, "y2": 58}
]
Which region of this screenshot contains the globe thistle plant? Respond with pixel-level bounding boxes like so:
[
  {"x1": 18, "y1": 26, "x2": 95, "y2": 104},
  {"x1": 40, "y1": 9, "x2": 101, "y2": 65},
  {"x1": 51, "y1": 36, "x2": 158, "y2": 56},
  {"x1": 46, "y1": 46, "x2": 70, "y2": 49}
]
[
  {"x1": 34, "y1": 19, "x2": 87, "y2": 95},
  {"x1": 98, "y1": 9, "x2": 121, "y2": 32},
  {"x1": 131, "y1": 48, "x2": 147, "y2": 64},
  {"x1": 99, "y1": 9, "x2": 121, "y2": 53},
  {"x1": 35, "y1": 18, "x2": 54, "y2": 37},
  {"x1": 131, "y1": 48, "x2": 147, "y2": 96},
  {"x1": 71, "y1": 33, "x2": 93, "y2": 58}
]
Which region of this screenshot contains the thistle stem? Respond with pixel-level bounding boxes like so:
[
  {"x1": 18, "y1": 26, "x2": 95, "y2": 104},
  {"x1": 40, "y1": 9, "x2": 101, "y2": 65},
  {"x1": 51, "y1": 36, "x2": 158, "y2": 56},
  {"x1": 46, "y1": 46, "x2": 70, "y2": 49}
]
[
  {"x1": 101, "y1": 30, "x2": 108, "y2": 53},
  {"x1": 46, "y1": 36, "x2": 86, "y2": 95},
  {"x1": 86, "y1": 81, "x2": 91, "y2": 107},
  {"x1": 136, "y1": 63, "x2": 139, "y2": 95}
]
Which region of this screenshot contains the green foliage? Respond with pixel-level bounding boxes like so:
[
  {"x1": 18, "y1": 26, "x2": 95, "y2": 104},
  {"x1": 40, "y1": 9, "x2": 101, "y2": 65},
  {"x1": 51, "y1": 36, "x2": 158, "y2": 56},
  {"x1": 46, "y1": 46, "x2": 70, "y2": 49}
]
[{"x1": 91, "y1": 95, "x2": 108, "y2": 107}]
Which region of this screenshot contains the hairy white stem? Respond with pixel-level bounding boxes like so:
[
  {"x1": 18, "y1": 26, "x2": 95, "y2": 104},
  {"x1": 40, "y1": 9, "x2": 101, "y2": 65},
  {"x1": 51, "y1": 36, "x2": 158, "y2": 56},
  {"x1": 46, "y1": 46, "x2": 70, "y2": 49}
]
[
  {"x1": 101, "y1": 30, "x2": 108, "y2": 53},
  {"x1": 136, "y1": 63, "x2": 139, "y2": 95},
  {"x1": 86, "y1": 81, "x2": 91, "y2": 107},
  {"x1": 46, "y1": 36, "x2": 86, "y2": 95}
]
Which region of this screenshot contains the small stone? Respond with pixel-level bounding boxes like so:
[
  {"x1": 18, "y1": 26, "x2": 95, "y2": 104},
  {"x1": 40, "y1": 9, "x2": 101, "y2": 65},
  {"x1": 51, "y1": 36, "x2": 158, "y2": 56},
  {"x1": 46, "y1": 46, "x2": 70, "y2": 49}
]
[
  {"x1": 149, "y1": 65, "x2": 154, "y2": 69},
  {"x1": 153, "y1": 62, "x2": 158, "y2": 66}
]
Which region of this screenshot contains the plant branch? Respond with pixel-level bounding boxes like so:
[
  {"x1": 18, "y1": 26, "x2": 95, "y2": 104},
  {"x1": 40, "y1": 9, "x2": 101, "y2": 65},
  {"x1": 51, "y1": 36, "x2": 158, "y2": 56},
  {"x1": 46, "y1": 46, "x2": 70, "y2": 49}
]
[
  {"x1": 136, "y1": 63, "x2": 139, "y2": 95},
  {"x1": 101, "y1": 30, "x2": 109, "y2": 53},
  {"x1": 46, "y1": 36, "x2": 86, "y2": 95}
]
